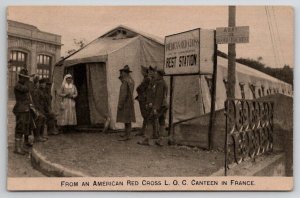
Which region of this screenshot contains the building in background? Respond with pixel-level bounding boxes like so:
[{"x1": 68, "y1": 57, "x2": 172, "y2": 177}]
[{"x1": 7, "y1": 20, "x2": 62, "y2": 98}]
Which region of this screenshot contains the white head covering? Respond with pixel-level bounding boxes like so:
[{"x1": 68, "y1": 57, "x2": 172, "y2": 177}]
[{"x1": 61, "y1": 74, "x2": 73, "y2": 89}]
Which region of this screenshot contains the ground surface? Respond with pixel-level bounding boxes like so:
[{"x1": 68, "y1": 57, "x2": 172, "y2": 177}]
[
  {"x1": 7, "y1": 100, "x2": 224, "y2": 177},
  {"x1": 7, "y1": 145, "x2": 44, "y2": 177},
  {"x1": 8, "y1": 96, "x2": 292, "y2": 177},
  {"x1": 34, "y1": 131, "x2": 224, "y2": 177},
  {"x1": 7, "y1": 100, "x2": 45, "y2": 177}
]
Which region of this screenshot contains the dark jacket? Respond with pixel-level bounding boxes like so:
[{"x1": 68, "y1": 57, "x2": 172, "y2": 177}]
[
  {"x1": 136, "y1": 77, "x2": 150, "y2": 102},
  {"x1": 13, "y1": 81, "x2": 31, "y2": 113},
  {"x1": 146, "y1": 78, "x2": 156, "y2": 107},
  {"x1": 32, "y1": 87, "x2": 50, "y2": 115},
  {"x1": 152, "y1": 76, "x2": 168, "y2": 111},
  {"x1": 116, "y1": 76, "x2": 136, "y2": 123},
  {"x1": 146, "y1": 76, "x2": 168, "y2": 111}
]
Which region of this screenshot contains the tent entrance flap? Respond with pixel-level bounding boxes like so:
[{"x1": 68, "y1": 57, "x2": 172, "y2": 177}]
[
  {"x1": 72, "y1": 64, "x2": 91, "y2": 126},
  {"x1": 68, "y1": 62, "x2": 109, "y2": 127},
  {"x1": 86, "y1": 62, "x2": 109, "y2": 125}
]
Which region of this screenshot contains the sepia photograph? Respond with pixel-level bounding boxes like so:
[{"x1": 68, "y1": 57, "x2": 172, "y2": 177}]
[{"x1": 5, "y1": 5, "x2": 293, "y2": 191}]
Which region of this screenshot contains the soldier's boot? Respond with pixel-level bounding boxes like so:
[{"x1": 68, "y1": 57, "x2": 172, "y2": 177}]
[
  {"x1": 33, "y1": 129, "x2": 47, "y2": 143},
  {"x1": 47, "y1": 121, "x2": 59, "y2": 135},
  {"x1": 155, "y1": 126, "x2": 166, "y2": 146},
  {"x1": 152, "y1": 120, "x2": 159, "y2": 139},
  {"x1": 123, "y1": 123, "x2": 132, "y2": 140},
  {"x1": 119, "y1": 132, "x2": 126, "y2": 138},
  {"x1": 119, "y1": 123, "x2": 131, "y2": 141},
  {"x1": 119, "y1": 130, "x2": 127, "y2": 137},
  {"x1": 14, "y1": 138, "x2": 26, "y2": 155},
  {"x1": 135, "y1": 121, "x2": 146, "y2": 136},
  {"x1": 24, "y1": 135, "x2": 33, "y2": 147},
  {"x1": 137, "y1": 137, "x2": 150, "y2": 146},
  {"x1": 40, "y1": 124, "x2": 49, "y2": 140},
  {"x1": 23, "y1": 135, "x2": 32, "y2": 152}
]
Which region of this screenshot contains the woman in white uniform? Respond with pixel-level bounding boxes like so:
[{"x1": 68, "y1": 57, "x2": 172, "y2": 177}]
[{"x1": 58, "y1": 74, "x2": 78, "y2": 132}]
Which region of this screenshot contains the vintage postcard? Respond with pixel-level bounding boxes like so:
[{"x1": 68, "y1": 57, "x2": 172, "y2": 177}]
[{"x1": 6, "y1": 6, "x2": 293, "y2": 191}]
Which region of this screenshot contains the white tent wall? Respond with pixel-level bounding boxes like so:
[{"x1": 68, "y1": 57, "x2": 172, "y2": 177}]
[
  {"x1": 139, "y1": 35, "x2": 164, "y2": 69},
  {"x1": 139, "y1": 36, "x2": 211, "y2": 125},
  {"x1": 199, "y1": 75, "x2": 212, "y2": 114},
  {"x1": 51, "y1": 26, "x2": 292, "y2": 132},
  {"x1": 106, "y1": 35, "x2": 167, "y2": 130},
  {"x1": 106, "y1": 37, "x2": 142, "y2": 129},
  {"x1": 212, "y1": 57, "x2": 293, "y2": 112},
  {"x1": 52, "y1": 53, "x2": 292, "y2": 130},
  {"x1": 172, "y1": 76, "x2": 204, "y2": 122}
]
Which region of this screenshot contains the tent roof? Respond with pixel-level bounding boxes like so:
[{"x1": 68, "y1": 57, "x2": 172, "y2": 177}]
[
  {"x1": 61, "y1": 25, "x2": 164, "y2": 67},
  {"x1": 59, "y1": 25, "x2": 291, "y2": 86},
  {"x1": 100, "y1": 25, "x2": 164, "y2": 45},
  {"x1": 66, "y1": 36, "x2": 138, "y2": 61}
]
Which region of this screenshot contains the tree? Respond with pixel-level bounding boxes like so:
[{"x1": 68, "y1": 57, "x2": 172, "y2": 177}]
[
  {"x1": 257, "y1": 56, "x2": 263, "y2": 62},
  {"x1": 236, "y1": 57, "x2": 293, "y2": 86},
  {"x1": 66, "y1": 38, "x2": 87, "y2": 55}
]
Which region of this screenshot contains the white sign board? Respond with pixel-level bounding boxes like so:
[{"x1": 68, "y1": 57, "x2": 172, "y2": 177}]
[
  {"x1": 164, "y1": 29, "x2": 200, "y2": 75},
  {"x1": 164, "y1": 28, "x2": 215, "y2": 75},
  {"x1": 216, "y1": 26, "x2": 249, "y2": 44},
  {"x1": 199, "y1": 29, "x2": 215, "y2": 74}
]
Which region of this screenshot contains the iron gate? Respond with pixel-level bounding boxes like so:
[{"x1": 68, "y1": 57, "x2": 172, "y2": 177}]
[{"x1": 224, "y1": 98, "x2": 274, "y2": 175}]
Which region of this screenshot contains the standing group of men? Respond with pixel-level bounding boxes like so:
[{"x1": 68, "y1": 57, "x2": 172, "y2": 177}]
[
  {"x1": 13, "y1": 64, "x2": 168, "y2": 155},
  {"x1": 116, "y1": 65, "x2": 168, "y2": 146},
  {"x1": 13, "y1": 68, "x2": 59, "y2": 155}
]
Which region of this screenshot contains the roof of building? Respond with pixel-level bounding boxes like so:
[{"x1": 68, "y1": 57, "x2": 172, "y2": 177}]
[{"x1": 7, "y1": 20, "x2": 62, "y2": 46}]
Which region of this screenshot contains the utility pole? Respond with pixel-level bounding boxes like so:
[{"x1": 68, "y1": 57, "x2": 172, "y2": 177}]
[
  {"x1": 216, "y1": 6, "x2": 249, "y2": 176},
  {"x1": 227, "y1": 6, "x2": 236, "y2": 98}
]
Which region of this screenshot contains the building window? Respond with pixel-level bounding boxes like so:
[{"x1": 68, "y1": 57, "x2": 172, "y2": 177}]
[
  {"x1": 9, "y1": 50, "x2": 27, "y2": 67},
  {"x1": 37, "y1": 54, "x2": 51, "y2": 79},
  {"x1": 8, "y1": 50, "x2": 27, "y2": 88}
]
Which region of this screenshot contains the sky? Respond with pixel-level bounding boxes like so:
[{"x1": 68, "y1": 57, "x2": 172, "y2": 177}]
[{"x1": 7, "y1": 6, "x2": 294, "y2": 68}]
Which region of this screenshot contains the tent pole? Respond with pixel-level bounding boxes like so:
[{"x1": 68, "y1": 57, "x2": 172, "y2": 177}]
[
  {"x1": 168, "y1": 76, "x2": 174, "y2": 137},
  {"x1": 208, "y1": 30, "x2": 218, "y2": 150}
]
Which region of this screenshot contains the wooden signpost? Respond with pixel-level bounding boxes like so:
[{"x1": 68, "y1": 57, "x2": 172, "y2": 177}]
[
  {"x1": 216, "y1": 26, "x2": 249, "y2": 44},
  {"x1": 164, "y1": 6, "x2": 249, "y2": 150},
  {"x1": 216, "y1": 7, "x2": 249, "y2": 99},
  {"x1": 217, "y1": 6, "x2": 250, "y2": 175}
]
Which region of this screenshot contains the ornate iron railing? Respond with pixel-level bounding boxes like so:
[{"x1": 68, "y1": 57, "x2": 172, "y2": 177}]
[{"x1": 224, "y1": 98, "x2": 274, "y2": 175}]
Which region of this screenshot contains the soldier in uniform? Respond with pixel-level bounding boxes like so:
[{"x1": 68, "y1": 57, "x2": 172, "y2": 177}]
[
  {"x1": 13, "y1": 69, "x2": 32, "y2": 155},
  {"x1": 138, "y1": 67, "x2": 168, "y2": 146},
  {"x1": 31, "y1": 78, "x2": 48, "y2": 142},
  {"x1": 117, "y1": 65, "x2": 136, "y2": 141},
  {"x1": 44, "y1": 78, "x2": 59, "y2": 135},
  {"x1": 23, "y1": 75, "x2": 38, "y2": 149},
  {"x1": 153, "y1": 69, "x2": 168, "y2": 146},
  {"x1": 135, "y1": 66, "x2": 150, "y2": 136}
]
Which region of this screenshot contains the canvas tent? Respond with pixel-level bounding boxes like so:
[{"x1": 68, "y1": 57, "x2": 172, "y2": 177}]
[
  {"x1": 52, "y1": 25, "x2": 293, "y2": 130},
  {"x1": 53, "y1": 26, "x2": 166, "y2": 129}
]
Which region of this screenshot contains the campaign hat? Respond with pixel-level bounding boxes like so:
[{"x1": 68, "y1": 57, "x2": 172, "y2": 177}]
[{"x1": 119, "y1": 65, "x2": 132, "y2": 73}]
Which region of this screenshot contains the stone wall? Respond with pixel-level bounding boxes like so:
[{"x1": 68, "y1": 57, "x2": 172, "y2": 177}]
[{"x1": 211, "y1": 153, "x2": 286, "y2": 176}]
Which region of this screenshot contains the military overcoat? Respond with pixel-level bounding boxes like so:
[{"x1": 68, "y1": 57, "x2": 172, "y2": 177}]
[{"x1": 116, "y1": 76, "x2": 136, "y2": 123}]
